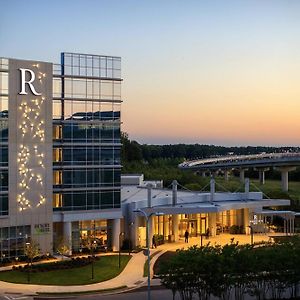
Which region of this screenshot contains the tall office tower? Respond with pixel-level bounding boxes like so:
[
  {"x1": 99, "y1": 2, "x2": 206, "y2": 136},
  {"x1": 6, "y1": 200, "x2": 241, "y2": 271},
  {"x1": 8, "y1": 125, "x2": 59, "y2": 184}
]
[{"x1": 0, "y1": 53, "x2": 122, "y2": 260}]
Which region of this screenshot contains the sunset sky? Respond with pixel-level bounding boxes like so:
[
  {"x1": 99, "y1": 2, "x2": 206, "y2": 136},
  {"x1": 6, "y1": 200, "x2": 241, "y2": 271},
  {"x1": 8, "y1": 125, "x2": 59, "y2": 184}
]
[{"x1": 1, "y1": 0, "x2": 300, "y2": 146}]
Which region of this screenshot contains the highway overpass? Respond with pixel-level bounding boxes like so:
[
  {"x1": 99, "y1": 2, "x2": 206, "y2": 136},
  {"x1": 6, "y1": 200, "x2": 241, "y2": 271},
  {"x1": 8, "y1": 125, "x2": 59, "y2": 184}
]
[{"x1": 179, "y1": 152, "x2": 300, "y2": 192}]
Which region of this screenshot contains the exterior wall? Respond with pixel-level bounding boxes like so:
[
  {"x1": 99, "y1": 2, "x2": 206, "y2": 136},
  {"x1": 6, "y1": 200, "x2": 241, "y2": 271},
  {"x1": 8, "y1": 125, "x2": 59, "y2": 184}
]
[{"x1": 0, "y1": 59, "x2": 53, "y2": 255}]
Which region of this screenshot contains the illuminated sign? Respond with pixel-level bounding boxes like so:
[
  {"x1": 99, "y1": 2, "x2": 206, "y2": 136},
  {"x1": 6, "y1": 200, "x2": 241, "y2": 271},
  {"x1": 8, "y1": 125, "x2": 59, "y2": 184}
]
[{"x1": 19, "y1": 68, "x2": 42, "y2": 96}]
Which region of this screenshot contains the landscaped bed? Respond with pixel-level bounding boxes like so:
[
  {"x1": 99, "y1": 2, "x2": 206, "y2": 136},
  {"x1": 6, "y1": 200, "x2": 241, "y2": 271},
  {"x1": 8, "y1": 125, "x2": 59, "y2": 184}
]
[{"x1": 0, "y1": 255, "x2": 131, "y2": 285}]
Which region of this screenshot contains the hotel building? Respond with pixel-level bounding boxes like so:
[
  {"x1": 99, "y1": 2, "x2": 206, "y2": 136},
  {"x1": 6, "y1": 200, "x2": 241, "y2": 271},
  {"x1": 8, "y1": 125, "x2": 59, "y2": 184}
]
[
  {"x1": 0, "y1": 52, "x2": 294, "y2": 260},
  {"x1": 0, "y1": 53, "x2": 122, "y2": 259}
]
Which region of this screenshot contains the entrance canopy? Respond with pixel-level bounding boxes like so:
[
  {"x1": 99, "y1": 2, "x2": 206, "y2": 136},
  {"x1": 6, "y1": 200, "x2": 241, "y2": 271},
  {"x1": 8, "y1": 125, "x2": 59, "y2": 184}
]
[
  {"x1": 253, "y1": 209, "x2": 296, "y2": 220},
  {"x1": 122, "y1": 184, "x2": 290, "y2": 215},
  {"x1": 144, "y1": 199, "x2": 290, "y2": 215}
]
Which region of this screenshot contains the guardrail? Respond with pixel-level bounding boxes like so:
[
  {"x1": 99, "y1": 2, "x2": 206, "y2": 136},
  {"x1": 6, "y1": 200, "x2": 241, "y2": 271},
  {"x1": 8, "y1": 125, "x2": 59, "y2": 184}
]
[{"x1": 179, "y1": 152, "x2": 300, "y2": 170}]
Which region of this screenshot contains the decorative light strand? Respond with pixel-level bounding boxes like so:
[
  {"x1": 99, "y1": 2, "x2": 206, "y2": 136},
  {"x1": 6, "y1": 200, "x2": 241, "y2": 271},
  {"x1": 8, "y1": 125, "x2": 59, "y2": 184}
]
[{"x1": 17, "y1": 65, "x2": 47, "y2": 211}]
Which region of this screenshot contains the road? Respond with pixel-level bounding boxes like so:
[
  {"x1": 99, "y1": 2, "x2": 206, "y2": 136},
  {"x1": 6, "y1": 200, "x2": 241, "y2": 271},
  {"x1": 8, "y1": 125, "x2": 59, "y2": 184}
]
[
  {"x1": 0, "y1": 295, "x2": 32, "y2": 300},
  {"x1": 62, "y1": 288, "x2": 181, "y2": 300}
]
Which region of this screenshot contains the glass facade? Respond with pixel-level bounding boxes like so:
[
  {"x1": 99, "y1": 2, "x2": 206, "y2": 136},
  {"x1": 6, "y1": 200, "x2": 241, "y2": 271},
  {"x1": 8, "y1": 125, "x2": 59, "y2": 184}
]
[
  {"x1": 0, "y1": 58, "x2": 8, "y2": 216},
  {"x1": 0, "y1": 225, "x2": 31, "y2": 260},
  {"x1": 53, "y1": 53, "x2": 122, "y2": 211}
]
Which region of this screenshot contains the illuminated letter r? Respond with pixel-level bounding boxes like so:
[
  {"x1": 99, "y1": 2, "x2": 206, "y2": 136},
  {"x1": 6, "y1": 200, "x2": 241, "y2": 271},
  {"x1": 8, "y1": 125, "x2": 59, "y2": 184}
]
[{"x1": 19, "y1": 68, "x2": 41, "y2": 95}]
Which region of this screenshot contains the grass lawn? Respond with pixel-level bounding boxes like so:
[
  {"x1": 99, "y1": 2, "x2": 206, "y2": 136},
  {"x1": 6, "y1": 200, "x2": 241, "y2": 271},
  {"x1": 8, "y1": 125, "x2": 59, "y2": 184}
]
[
  {"x1": 153, "y1": 251, "x2": 175, "y2": 275},
  {"x1": 143, "y1": 250, "x2": 161, "y2": 277},
  {"x1": 0, "y1": 255, "x2": 131, "y2": 285}
]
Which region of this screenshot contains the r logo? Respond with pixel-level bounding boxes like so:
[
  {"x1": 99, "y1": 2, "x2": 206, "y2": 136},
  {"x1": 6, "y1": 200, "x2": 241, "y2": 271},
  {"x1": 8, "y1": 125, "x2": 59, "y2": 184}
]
[{"x1": 19, "y1": 68, "x2": 41, "y2": 96}]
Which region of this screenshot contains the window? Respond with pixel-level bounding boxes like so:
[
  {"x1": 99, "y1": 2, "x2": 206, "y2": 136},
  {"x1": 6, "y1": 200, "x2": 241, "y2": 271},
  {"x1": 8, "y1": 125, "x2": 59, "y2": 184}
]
[
  {"x1": 53, "y1": 193, "x2": 62, "y2": 208},
  {"x1": 0, "y1": 58, "x2": 8, "y2": 70},
  {"x1": 53, "y1": 100, "x2": 62, "y2": 119},
  {"x1": 0, "y1": 170, "x2": 8, "y2": 191},
  {"x1": 0, "y1": 96, "x2": 8, "y2": 118},
  {"x1": 0, "y1": 225, "x2": 31, "y2": 259},
  {"x1": 53, "y1": 148, "x2": 62, "y2": 162},
  {"x1": 0, "y1": 194, "x2": 8, "y2": 215},
  {"x1": 0, "y1": 120, "x2": 8, "y2": 142},
  {"x1": 53, "y1": 78, "x2": 61, "y2": 97},
  {"x1": 0, "y1": 146, "x2": 8, "y2": 166},
  {"x1": 0, "y1": 72, "x2": 8, "y2": 95},
  {"x1": 61, "y1": 53, "x2": 121, "y2": 80},
  {"x1": 53, "y1": 170, "x2": 62, "y2": 185},
  {"x1": 53, "y1": 124, "x2": 62, "y2": 140}
]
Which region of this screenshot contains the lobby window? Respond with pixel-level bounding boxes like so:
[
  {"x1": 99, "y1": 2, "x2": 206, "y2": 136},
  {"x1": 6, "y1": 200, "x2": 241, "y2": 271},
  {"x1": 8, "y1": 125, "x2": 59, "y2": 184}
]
[
  {"x1": 53, "y1": 148, "x2": 62, "y2": 162},
  {"x1": 53, "y1": 124, "x2": 62, "y2": 140},
  {"x1": 53, "y1": 193, "x2": 62, "y2": 208},
  {"x1": 53, "y1": 170, "x2": 62, "y2": 185}
]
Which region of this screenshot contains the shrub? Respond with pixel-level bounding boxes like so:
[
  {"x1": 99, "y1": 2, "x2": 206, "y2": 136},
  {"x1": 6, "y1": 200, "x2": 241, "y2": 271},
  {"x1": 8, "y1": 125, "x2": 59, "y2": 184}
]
[{"x1": 17, "y1": 256, "x2": 97, "y2": 272}]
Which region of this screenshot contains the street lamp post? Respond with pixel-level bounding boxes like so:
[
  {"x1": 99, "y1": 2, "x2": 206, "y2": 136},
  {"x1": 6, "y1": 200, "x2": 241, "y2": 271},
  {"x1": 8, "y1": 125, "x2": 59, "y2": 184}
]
[
  {"x1": 133, "y1": 209, "x2": 163, "y2": 300},
  {"x1": 119, "y1": 232, "x2": 124, "y2": 268},
  {"x1": 248, "y1": 225, "x2": 254, "y2": 245},
  {"x1": 91, "y1": 240, "x2": 97, "y2": 280},
  {"x1": 25, "y1": 242, "x2": 30, "y2": 283},
  {"x1": 128, "y1": 222, "x2": 134, "y2": 256}
]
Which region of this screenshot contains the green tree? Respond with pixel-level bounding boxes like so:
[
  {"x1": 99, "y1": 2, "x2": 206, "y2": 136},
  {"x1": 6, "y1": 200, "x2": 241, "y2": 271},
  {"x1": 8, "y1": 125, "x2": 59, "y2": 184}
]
[{"x1": 24, "y1": 240, "x2": 40, "y2": 283}]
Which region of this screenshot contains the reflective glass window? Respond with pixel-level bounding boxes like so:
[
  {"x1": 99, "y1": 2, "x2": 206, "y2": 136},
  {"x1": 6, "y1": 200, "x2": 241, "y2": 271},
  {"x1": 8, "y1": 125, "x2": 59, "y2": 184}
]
[
  {"x1": 101, "y1": 81, "x2": 113, "y2": 98},
  {"x1": 53, "y1": 148, "x2": 62, "y2": 162},
  {"x1": 0, "y1": 58, "x2": 9, "y2": 70},
  {"x1": 53, "y1": 193, "x2": 62, "y2": 208},
  {"x1": 0, "y1": 120, "x2": 8, "y2": 142},
  {"x1": 65, "y1": 79, "x2": 72, "y2": 97},
  {"x1": 0, "y1": 96, "x2": 8, "y2": 118},
  {"x1": 53, "y1": 100, "x2": 62, "y2": 119},
  {"x1": 53, "y1": 78, "x2": 61, "y2": 97},
  {"x1": 0, "y1": 170, "x2": 8, "y2": 190},
  {"x1": 53, "y1": 124, "x2": 62, "y2": 140},
  {"x1": 0, "y1": 194, "x2": 8, "y2": 215},
  {"x1": 73, "y1": 79, "x2": 86, "y2": 98},
  {"x1": 0, "y1": 146, "x2": 8, "y2": 166},
  {"x1": 0, "y1": 72, "x2": 8, "y2": 94}
]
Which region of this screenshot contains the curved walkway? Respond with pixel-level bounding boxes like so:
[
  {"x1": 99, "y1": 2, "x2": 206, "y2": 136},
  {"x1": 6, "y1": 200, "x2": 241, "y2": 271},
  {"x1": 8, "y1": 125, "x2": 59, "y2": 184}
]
[{"x1": 0, "y1": 234, "x2": 270, "y2": 296}]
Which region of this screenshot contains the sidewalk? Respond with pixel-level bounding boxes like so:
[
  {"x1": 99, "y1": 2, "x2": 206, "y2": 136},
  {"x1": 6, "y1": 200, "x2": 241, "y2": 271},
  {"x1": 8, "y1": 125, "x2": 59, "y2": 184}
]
[{"x1": 0, "y1": 234, "x2": 269, "y2": 296}]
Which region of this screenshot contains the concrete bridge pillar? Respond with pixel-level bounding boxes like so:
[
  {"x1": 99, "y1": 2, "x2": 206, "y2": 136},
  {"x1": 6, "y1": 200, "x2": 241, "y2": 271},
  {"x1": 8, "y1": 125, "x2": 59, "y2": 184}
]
[
  {"x1": 254, "y1": 167, "x2": 269, "y2": 185},
  {"x1": 239, "y1": 168, "x2": 248, "y2": 183},
  {"x1": 210, "y1": 178, "x2": 215, "y2": 202},
  {"x1": 147, "y1": 183, "x2": 153, "y2": 208},
  {"x1": 244, "y1": 177, "x2": 250, "y2": 199},
  {"x1": 224, "y1": 170, "x2": 229, "y2": 181},
  {"x1": 202, "y1": 171, "x2": 206, "y2": 178},
  {"x1": 276, "y1": 166, "x2": 296, "y2": 192},
  {"x1": 172, "y1": 180, "x2": 178, "y2": 206}
]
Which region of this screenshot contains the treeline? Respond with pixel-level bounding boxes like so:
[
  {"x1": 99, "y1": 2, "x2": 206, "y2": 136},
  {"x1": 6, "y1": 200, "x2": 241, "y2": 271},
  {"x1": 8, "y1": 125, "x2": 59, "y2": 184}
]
[
  {"x1": 158, "y1": 238, "x2": 300, "y2": 300},
  {"x1": 121, "y1": 133, "x2": 299, "y2": 162}
]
